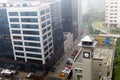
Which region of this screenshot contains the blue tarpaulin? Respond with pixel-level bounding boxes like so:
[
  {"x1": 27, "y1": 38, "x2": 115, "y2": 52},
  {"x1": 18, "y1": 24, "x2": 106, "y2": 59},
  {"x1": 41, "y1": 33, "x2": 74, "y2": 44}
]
[{"x1": 106, "y1": 37, "x2": 110, "y2": 46}]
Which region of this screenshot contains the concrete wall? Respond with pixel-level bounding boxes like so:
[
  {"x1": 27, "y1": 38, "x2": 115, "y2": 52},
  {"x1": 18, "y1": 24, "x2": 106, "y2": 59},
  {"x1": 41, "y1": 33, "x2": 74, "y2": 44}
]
[{"x1": 72, "y1": 62, "x2": 83, "y2": 80}]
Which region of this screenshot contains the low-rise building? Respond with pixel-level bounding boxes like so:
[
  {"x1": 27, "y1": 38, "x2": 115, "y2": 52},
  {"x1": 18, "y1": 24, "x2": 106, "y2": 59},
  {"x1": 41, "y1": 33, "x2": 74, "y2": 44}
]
[{"x1": 72, "y1": 35, "x2": 115, "y2": 80}]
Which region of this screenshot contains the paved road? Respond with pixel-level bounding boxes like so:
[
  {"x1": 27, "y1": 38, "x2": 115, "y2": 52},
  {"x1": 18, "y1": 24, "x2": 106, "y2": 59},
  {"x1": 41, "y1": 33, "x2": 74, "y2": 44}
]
[
  {"x1": 44, "y1": 39, "x2": 80, "y2": 80},
  {"x1": 45, "y1": 29, "x2": 88, "y2": 80}
]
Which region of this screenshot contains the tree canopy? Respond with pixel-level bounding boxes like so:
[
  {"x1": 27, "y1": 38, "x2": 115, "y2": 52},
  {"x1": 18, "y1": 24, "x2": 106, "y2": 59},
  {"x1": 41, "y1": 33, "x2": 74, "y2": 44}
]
[{"x1": 114, "y1": 38, "x2": 120, "y2": 80}]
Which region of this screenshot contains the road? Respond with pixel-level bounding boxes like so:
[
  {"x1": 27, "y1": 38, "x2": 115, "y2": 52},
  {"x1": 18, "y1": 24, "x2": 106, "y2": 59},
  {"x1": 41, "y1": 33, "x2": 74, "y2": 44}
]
[{"x1": 44, "y1": 29, "x2": 88, "y2": 80}]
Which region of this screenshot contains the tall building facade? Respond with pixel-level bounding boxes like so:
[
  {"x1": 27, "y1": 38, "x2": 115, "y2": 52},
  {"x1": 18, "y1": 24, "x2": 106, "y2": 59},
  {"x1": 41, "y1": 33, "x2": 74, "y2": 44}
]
[
  {"x1": 7, "y1": 2, "x2": 54, "y2": 65},
  {"x1": 49, "y1": 1, "x2": 64, "y2": 61},
  {"x1": 105, "y1": 0, "x2": 120, "y2": 28},
  {"x1": 62, "y1": 0, "x2": 80, "y2": 41},
  {"x1": 0, "y1": 7, "x2": 13, "y2": 59},
  {"x1": 39, "y1": 0, "x2": 64, "y2": 69}
]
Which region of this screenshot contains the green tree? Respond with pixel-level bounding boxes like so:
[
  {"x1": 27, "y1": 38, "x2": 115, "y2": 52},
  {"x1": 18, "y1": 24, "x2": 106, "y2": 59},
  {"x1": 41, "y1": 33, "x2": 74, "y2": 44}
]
[{"x1": 114, "y1": 38, "x2": 120, "y2": 80}]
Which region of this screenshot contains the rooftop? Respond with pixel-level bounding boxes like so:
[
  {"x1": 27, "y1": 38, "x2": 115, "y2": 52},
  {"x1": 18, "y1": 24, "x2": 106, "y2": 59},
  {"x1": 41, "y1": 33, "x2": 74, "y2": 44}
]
[
  {"x1": 81, "y1": 35, "x2": 94, "y2": 42},
  {"x1": 0, "y1": 1, "x2": 49, "y2": 8},
  {"x1": 94, "y1": 45, "x2": 113, "y2": 66}
]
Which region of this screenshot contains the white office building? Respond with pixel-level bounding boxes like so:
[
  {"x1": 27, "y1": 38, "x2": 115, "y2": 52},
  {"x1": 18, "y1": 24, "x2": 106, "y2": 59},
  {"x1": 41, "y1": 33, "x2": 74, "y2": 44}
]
[
  {"x1": 6, "y1": 1, "x2": 54, "y2": 64},
  {"x1": 105, "y1": 0, "x2": 120, "y2": 28}
]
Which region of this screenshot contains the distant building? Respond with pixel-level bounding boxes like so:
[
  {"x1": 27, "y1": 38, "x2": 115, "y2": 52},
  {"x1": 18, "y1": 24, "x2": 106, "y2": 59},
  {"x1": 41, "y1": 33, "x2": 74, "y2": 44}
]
[
  {"x1": 0, "y1": 7, "x2": 13, "y2": 59},
  {"x1": 72, "y1": 35, "x2": 115, "y2": 80},
  {"x1": 105, "y1": 0, "x2": 120, "y2": 28},
  {"x1": 81, "y1": 0, "x2": 89, "y2": 15},
  {"x1": 7, "y1": 1, "x2": 54, "y2": 68},
  {"x1": 61, "y1": 0, "x2": 82, "y2": 41}
]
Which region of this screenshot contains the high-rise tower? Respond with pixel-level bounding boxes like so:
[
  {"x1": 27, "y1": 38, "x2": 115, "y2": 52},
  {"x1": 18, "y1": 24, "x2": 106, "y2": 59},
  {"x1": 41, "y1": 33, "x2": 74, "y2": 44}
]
[{"x1": 105, "y1": 0, "x2": 120, "y2": 28}]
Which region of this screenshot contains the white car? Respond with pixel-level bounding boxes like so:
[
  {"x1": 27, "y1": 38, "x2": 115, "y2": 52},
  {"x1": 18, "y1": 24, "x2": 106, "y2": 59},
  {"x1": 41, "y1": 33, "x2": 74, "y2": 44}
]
[{"x1": 62, "y1": 68, "x2": 70, "y2": 74}]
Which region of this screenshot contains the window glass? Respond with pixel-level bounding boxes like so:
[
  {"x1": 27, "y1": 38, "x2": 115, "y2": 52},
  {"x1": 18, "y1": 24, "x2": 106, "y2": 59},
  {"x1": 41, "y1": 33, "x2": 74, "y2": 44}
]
[
  {"x1": 12, "y1": 30, "x2": 21, "y2": 34},
  {"x1": 10, "y1": 18, "x2": 19, "y2": 22},
  {"x1": 23, "y1": 31, "x2": 39, "y2": 35},
  {"x1": 11, "y1": 24, "x2": 20, "y2": 28},
  {"x1": 15, "y1": 47, "x2": 23, "y2": 51},
  {"x1": 20, "y1": 12, "x2": 37, "y2": 16},
  {"x1": 9, "y1": 12, "x2": 18, "y2": 16},
  {"x1": 41, "y1": 16, "x2": 45, "y2": 22},
  {"x1": 26, "y1": 53, "x2": 42, "y2": 58},
  {"x1": 22, "y1": 24, "x2": 38, "y2": 29},
  {"x1": 41, "y1": 22, "x2": 46, "y2": 28},
  {"x1": 40, "y1": 10, "x2": 45, "y2": 15},
  {"x1": 14, "y1": 41, "x2": 23, "y2": 45},
  {"x1": 25, "y1": 48, "x2": 41, "y2": 53},
  {"x1": 15, "y1": 52, "x2": 24, "y2": 56},
  {"x1": 21, "y1": 18, "x2": 38, "y2": 22},
  {"x1": 25, "y1": 42, "x2": 41, "y2": 47},
  {"x1": 24, "y1": 36, "x2": 40, "y2": 41}
]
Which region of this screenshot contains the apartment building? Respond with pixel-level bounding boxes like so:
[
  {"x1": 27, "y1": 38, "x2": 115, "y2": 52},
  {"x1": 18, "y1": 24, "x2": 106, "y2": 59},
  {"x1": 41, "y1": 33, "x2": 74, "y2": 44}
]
[
  {"x1": 105, "y1": 0, "x2": 120, "y2": 28},
  {"x1": 6, "y1": 2, "x2": 54, "y2": 65}
]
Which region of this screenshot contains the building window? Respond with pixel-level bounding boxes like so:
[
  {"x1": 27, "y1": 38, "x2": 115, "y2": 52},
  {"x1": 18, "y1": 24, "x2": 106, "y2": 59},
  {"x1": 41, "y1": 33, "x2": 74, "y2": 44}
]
[
  {"x1": 49, "y1": 42, "x2": 52, "y2": 47},
  {"x1": 44, "y1": 46, "x2": 48, "y2": 52},
  {"x1": 47, "y1": 26, "x2": 51, "y2": 31},
  {"x1": 48, "y1": 32, "x2": 51, "y2": 36},
  {"x1": 77, "y1": 75, "x2": 83, "y2": 80},
  {"x1": 24, "y1": 42, "x2": 41, "y2": 47},
  {"x1": 40, "y1": 10, "x2": 45, "y2": 15},
  {"x1": 24, "y1": 36, "x2": 40, "y2": 41},
  {"x1": 48, "y1": 37, "x2": 52, "y2": 42},
  {"x1": 23, "y1": 31, "x2": 39, "y2": 35},
  {"x1": 20, "y1": 12, "x2": 37, "y2": 16},
  {"x1": 21, "y1": 18, "x2": 38, "y2": 22},
  {"x1": 42, "y1": 29, "x2": 46, "y2": 34},
  {"x1": 41, "y1": 16, "x2": 45, "y2": 22},
  {"x1": 22, "y1": 24, "x2": 38, "y2": 29},
  {"x1": 14, "y1": 41, "x2": 23, "y2": 45},
  {"x1": 9, "y1": 12, "x2": 18, "y2": 16},
  {"x1": 43, "y1": 34, "x2": 47, "y2": 40},
  {"x1": 45, "y1": 52, "x2": 49, "y2": 57},
  {"x1": 13, "y1": 36, "x2": 22, "y2": 40},
  {"x1": 15, "y1": 47, "x2": 23, "y2": 51},
  {"x1": 46, "y1": 8, "x2": 49, "y2": 13},
  {"x1": 26, "y1": 53, "x2": 42, "y2": 58},
  {"x1": 10, "y1": 18, "x2": 19, "y2": 22},
  {"x1": 11, "y1": 24, "x2": 20, "y2": 28},
  {"x1": 46, "y1": 14, "x2": 50, "y2": 19},
  {"x1": 44, "y1": 40, "x2": 47, "y2": 46},
  {"x1": 47, "y1": 20, "x2": 50, "y2": 25},
  {"x1": 12, "y1": 30, "x2": 21, "y2": 34},
  {"x1": 15, "y1": 52, "x2": 24, "y2": 56},
  {"x1": 42, "y1": 22, "x2": 46, "y2": 28},
  {"x1": 25, "y1": 48, "x2": 41, "y2": 53}
]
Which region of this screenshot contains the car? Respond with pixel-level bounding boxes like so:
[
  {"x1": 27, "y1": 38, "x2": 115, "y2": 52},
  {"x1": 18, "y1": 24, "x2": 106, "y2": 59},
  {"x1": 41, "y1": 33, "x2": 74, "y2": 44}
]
[
  {"x1": 62, "y1": 68, "x2": 70, "y2": 74},
  {"x1": 71, "y1": 50, "x2": 78, "y2": 56},
  {"x1": 11, "y1": 70, "x2": 18, "y2": 75}
]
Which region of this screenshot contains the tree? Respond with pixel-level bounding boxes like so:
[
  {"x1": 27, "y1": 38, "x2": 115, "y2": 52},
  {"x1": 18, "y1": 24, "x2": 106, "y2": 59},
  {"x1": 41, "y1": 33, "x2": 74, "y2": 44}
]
[{"x1": 114, "y1": 38, "x2": 120, "y2": 80}]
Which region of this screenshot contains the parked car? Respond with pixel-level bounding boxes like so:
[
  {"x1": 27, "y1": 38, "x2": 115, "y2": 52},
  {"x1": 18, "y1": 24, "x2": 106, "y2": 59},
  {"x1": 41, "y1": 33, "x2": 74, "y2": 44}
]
[{"x1": 71, "y1": 50, "x2": 78, "y2": 56}]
